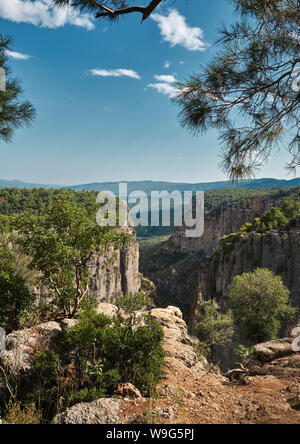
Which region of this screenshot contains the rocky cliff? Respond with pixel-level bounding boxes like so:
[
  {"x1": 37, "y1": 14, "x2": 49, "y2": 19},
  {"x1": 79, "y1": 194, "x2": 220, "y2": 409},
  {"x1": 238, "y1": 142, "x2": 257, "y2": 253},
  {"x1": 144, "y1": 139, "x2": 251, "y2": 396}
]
[
  {"x1": 196, "y1": 221, "x2": 300, "y2": 368},
  {"x1": 88, "y1": 240, "x2": 141, "y2": 303},
  {"x1": 143, "y1": 188, "x2": 300, "y2": 322},
  {"x1": 169, "y1": 187, "x2": 300, "y2": 255},
  {"x1": 200, "y1": 228, "x2": 300, "y2": 307}
]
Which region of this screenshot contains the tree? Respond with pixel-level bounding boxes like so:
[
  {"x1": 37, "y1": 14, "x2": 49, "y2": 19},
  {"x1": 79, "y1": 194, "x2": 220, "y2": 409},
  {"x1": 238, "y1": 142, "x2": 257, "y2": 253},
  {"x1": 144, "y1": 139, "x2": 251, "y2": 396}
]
[
  {"x1": 175, "y1": 0, "x2": 300, "y2": 179},
  {"x1": 14, "y1": 194, "x2": 132, "y2": 318},
  {"x1": 0, "y1": 245, "x2": 33, "y2": 332},
  {"x1": 0, "y1": 35, "x2": 35, "y2": 144},
  {"x1": 192, "y1": 293, "x2": 234, "y2": 356},
  {"x1": 52, "y1": 0, "x2": 164, "y2": 22},
  {"x1": 228, "y1": 268, "x2": 296, "y2": 343}
]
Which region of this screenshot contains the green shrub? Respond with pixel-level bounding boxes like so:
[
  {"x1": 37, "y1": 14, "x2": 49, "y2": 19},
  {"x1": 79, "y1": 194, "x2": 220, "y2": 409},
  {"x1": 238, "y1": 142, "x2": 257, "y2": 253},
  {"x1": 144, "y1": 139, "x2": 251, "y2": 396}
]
[
  {"x1": 0, "y1": 246, "x2": 34, "y2": 332},
  {"x1": 116, "y1": 291, "x2": 152, "y2": 315},
  {"x1": 14, "y1": 299, "x2": 166, "y2": 422},
  {"x1": 289, "y1": 398, "x2": 300, "y2": 411},
  {"x1": 234, "y1": 345, "x2": 254, "y2": 361},
  {"x1": 191, "y1": 293, "x2": 234, "y2": 358},
  {"x1": 62, "y1": 301, "x2": 166, "y2": 398},
  {"x1": 228, "y1": 268, "x2": 296, "y2": 343}
]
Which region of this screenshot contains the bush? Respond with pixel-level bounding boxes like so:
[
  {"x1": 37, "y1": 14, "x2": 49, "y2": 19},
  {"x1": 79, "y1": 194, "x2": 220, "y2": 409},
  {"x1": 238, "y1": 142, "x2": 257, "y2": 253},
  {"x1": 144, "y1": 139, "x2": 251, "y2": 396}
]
[
  {"x1": 234, "y1": 345, "x2": 254, "y2": 361},
  {"x1": 62, "y1": 300, "x2": 166, "y2": 398},
  {"x1": 11, "y1": 299, "x2": 166, "y2": 422},
  {"x1": 192, "y1": 293, "x2": 234, "y2": 357},
  {"x1": 0, "y1": 246, "x2": 34, "y2": 332},
  {"x1": 228, "y1": 268, "x2": 296, "y2": 344}
]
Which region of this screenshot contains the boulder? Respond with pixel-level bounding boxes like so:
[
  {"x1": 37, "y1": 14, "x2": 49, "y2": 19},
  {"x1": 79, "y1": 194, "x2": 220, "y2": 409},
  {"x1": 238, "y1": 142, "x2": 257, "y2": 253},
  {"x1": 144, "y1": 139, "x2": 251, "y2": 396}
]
[
  {"x1": 227, "y1": 337, "x2": 300, "y2": 383},
  {"x1": 0, "y1": 321, "x2": 62, "y2": 377},
  {"x1": 96, "y1": 303, "x2": 119, "y2": 318},
  {"x1": 60, "y1": 319, "x2": 78, "y2": 330},
  {"x1": 245, "y1": 338, "x2": 295, "y2": 365},
  {"x1": 53, "y1": 398, "x2": 122, "y2": 424}
]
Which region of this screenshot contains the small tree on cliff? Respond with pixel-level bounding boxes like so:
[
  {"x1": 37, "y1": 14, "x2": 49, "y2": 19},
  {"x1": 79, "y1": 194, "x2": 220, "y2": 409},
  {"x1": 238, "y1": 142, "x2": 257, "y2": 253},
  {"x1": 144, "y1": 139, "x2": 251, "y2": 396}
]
[
  {"x1": 14, "y1": 194, "x2": 131, "y2": 318},
  {"x1": 228, "y1": 268, "x2": 296, "y2": 344},
  {"x1": 192, "y1": 293, "x2": 234, "y2": 357}
]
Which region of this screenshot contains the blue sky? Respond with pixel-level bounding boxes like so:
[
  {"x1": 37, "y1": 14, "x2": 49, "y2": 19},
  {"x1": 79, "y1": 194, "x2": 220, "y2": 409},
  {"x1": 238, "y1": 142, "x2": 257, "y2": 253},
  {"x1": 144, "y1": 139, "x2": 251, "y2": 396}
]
[{"x1": 0, "y1": 0, "x2": 292, "y2": 185}]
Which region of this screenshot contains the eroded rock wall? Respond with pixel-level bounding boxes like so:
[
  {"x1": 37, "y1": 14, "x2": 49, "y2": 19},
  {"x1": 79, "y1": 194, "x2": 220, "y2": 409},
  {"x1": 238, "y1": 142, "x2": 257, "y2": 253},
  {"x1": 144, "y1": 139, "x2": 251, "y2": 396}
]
[{"x1": 88, "y1": 240, "x2": 141, "y2": 303}]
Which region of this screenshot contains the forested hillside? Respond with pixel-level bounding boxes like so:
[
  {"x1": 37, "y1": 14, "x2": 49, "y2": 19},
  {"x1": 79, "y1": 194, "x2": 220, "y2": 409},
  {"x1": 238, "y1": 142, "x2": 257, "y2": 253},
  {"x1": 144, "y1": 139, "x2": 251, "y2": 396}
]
[{"x1": 0, "y1": 186, "x2": 299, "y2": 238}]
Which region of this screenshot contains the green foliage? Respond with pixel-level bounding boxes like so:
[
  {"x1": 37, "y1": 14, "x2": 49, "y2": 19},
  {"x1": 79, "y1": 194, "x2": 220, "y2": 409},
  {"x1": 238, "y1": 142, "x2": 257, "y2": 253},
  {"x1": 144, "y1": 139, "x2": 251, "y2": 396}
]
[
  {"x1": 62, "y1": 300, "x2": 166, "y2": 398},
  {"x1": 221, "y1": 200, "x2": 300, "y2": 250},
  {"x1": 12, "y1": 299, "x2": 166, "y2": 422},
  {"x1": 13, "y1": 194, "x2": 131, "y2": 318},
  {"x1": 116, "y1": 291, "x2": 152, "y2": 316},
  {"x1": 175, "y1": 0, "x2": 300, "y2": 178},
  {"x1": 0, "y1": 35, "x2": 35, "y2": 144},
  {"x1": 289, "y1": 398, "x2": 300, "y2": 411},
  {"x1": 0, "y1": 187, "x2": 98, "y2": 218},
  {"x1": 228, "y1": 268, "x2": 297, "y2": 343},
  {"x1": 192, "y1": 293, "x2": 234, "y2": 357},
  {"x1": 234, "y1": 345, "x2": 254, "y2": 361},
  {"x1": 0, "y1": 244, "x2": 33, "y2": 332}
]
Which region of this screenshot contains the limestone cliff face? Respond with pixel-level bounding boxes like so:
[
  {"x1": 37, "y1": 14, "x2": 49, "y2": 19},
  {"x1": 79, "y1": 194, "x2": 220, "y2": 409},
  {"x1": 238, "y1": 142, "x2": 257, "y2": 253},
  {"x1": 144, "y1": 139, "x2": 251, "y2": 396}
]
[
  {"x1": 197, "y1": 222, "x2": 300, "y2": 369},
  {"x1": 169, "y1": 195, "x2": 274, "y2": 254},
  {"x1": 198, "y1": 224, "x2": 300, "y2": 310},
  {"x1": 88, "y1": 240, "x2": 141, "y2": 303}
]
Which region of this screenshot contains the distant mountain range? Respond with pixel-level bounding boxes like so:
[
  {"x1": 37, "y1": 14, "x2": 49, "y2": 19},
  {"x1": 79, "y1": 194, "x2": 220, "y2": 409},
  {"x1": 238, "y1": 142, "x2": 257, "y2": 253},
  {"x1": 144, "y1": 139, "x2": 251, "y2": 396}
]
[{"x1": 0, "y1": 177, "x2": 299, "y2": 194}]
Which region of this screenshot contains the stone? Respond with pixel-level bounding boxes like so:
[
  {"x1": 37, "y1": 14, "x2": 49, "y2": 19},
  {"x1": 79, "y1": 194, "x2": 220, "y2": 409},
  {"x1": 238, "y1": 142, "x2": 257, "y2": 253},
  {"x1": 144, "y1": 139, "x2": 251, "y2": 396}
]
[
  {"x1": 116, "y1": 383, "x2": 142, "y2": 399},
  {"x1": 60, "y1": 318, "x2": 78, "y2": 330},
  {"x1": 95, "y1": 303, "x2": 119, "y2": 318},
  {"x1": 245, "y1": 339, "x2": 294, "y2": 364},
  {"x1": 52, "y1": 398, "x2": 122, "y2": 424},
  {"x1": 0, "y1": 321, "x2": 62, "y2": 377}
]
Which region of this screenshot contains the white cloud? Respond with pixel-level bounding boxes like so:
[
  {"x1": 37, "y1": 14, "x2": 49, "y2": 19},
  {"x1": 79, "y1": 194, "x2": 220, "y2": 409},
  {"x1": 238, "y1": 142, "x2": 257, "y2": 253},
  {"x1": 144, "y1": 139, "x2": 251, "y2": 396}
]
[
  {"x1": 164, "y1": 61, "x2": 171, "y2": 69},
  {"x1": 154, "y1": 74, "x2": 176, "y2": 84},
  {"x1": 148, "y1": 82, "x2": 178, "y2": 98},
  {"x1": 0, "y1": 0, "x2": 94, "y2": 30},
  {"x1": 148, "y1": 73, "x2": 179, "y2": 98},
  {"x1": 88, "y1": 68, "x2": 141, "y2": 80},
  {"x1": 6, "y1": 50, "x2": 33, "y2": 60},
  {"x1": 151, "y1": 9, "x2": 207, "y2": 51}
]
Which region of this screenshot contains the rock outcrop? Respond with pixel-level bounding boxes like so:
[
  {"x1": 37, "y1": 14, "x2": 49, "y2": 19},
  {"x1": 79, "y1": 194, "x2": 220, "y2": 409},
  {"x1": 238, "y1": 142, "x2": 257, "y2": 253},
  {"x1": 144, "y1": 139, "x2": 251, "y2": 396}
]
[
  {"x1": 195, "y1": 227, "x2": 300, "y2": 369},
  {"x1": 170, "y1": 195, "x2": 274, "y2": 254},
  {"x1": 88, "y1": 240, "x2": 141, "y2": 303},
  {"x1": 227, "y1": 337, "x2": 300, "y2": 382},
  {"x1": 199, "y1": 228, "x2": 300, "y2": 311},
  {"x1": 149, "y1": 306, "x2": 207, "y2": 375},
  {"x1": 0, "y1": 321, "x2": 63, "y2": 377},
  {"x1": 168, "y1": 188, "x2": 300, "y2": 255},
  {"x1": 53, "y1": 398, "x2": 123, "y2": 425}
]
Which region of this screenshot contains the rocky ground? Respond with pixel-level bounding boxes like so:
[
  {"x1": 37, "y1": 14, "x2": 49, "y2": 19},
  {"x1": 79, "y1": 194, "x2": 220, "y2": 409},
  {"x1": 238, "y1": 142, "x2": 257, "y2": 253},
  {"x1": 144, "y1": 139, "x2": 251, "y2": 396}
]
[{"x1": 1, "y1": 304, "x2": 300, "y2": 424}]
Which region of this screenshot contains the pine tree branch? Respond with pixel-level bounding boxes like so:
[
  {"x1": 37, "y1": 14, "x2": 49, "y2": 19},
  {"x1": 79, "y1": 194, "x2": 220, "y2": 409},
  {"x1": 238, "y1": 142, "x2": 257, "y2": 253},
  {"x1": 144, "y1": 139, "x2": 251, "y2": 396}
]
[{"x1": 96, "y1": 0, "x2": 163, "y2": 22}]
